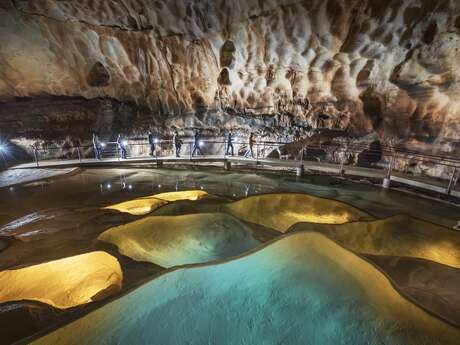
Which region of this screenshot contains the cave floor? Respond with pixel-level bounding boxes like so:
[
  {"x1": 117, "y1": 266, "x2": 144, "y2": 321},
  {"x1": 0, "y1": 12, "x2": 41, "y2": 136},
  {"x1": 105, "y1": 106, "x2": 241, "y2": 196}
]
[{"x1": 0, "y1": 167, "x2": 459, "y2": 344}]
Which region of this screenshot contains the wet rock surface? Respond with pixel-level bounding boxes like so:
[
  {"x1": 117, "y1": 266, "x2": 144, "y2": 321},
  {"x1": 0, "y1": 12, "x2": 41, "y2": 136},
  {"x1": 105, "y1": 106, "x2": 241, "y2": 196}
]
[
  {"x1": 366, "y1": 255, "x2": 460, "y2": 328},
  {"x1": 0, "y1": 168, "x2": 459, "y2": 344}
]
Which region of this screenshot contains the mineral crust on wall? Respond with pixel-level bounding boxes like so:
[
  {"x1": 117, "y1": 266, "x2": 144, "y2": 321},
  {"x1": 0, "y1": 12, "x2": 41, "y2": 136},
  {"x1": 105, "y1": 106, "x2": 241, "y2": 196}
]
[{"x1": 0, "y1": 0, "x2": 459, "y2": 158}]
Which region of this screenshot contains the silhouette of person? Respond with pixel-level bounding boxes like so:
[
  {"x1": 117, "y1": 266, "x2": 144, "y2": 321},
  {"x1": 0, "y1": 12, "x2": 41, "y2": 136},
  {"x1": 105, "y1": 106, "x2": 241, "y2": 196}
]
[
  {"x1": 117, "y1": 134, "x2": 127, "y2": 159},
  {"x1": 226, "y1": 129, "x2": 234, "y2": 156},
  {"x1": 191, "y1": 129, "x2": 203, "y2": 157}
]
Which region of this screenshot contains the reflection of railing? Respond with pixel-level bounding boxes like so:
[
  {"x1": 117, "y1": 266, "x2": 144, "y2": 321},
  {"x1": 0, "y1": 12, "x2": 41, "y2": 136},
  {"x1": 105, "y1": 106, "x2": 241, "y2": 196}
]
[{"x1": 28, "y1": 137, "x2": 460, "y2": 196}]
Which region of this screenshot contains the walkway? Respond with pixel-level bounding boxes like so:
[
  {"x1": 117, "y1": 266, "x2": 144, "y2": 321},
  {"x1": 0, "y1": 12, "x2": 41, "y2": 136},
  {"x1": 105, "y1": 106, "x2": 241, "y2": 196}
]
[{"x1": 10, "y1": 155, "x2": 460, "y2": 198}]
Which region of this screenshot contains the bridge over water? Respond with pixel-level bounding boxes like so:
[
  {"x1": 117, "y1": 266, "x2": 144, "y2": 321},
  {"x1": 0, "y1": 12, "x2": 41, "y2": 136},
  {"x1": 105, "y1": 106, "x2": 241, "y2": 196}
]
[{"x1": 9, "y1": 138, "x2": 460, "y2": 200}]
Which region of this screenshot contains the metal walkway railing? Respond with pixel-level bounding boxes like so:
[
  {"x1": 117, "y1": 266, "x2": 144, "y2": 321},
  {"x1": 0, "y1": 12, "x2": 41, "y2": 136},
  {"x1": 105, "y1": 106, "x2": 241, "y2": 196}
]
[{"x1": 16, "y1": 137, "x2": 460, "y2": 197}]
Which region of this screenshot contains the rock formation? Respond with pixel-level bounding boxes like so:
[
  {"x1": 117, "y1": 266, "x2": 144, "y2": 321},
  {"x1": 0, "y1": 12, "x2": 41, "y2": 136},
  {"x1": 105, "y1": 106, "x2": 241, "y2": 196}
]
[{"x1": 0, "y1": 0, "x2": 459, "y2": 160}]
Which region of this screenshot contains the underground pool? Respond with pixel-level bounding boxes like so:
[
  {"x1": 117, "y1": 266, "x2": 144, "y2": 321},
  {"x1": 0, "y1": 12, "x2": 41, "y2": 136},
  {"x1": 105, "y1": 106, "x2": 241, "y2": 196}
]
[{"x1": 0, "y1": 168, "x2": 459, "y2": 345}]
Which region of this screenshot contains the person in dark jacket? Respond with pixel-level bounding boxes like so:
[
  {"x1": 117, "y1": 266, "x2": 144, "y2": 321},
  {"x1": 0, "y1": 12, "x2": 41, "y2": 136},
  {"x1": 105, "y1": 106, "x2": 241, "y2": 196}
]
[
  {"x1": 226, "y1": 129, "x2": 234, "y2": 156},
  {"x1": 148, "y1": 131, "x2": 156, "y2": 157},
  {"x1": 173, "y1": 130, "x2": 182, "y2": 157},
  {"x1": 191, "y1": 129, "x2": 203, "y2": 157},
  {"x1": 92, "y1": 133, "x2": 101, "y2": 160},
  {"x1": 117, "y1": 134, "x2": 127, "y2": 159}
]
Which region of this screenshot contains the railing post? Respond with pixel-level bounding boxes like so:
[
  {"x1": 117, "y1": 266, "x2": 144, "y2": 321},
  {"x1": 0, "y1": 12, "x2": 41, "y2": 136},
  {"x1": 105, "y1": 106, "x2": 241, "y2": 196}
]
[
  {"x1": 447, "y1": 167, "x2": 459, "y2": 195},
  {"x1": 77, "y1": 146, "x2": 82, "y2": 162},
  {"x1": 383, "y1": 152, "x2": 396, "y2": 188},
  {"x1": 189, "y1": 142, "x2": 192, "y2": 160}
]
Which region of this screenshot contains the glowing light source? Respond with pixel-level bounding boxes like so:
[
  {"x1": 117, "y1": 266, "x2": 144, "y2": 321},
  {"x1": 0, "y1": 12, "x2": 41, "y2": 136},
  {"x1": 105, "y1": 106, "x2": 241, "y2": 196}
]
[
  {"x1": 106, "y1": 183, "x2": 112, "y2": 189},
  {"x1": 122, "y1": 140, "x2": 128, "y2": 146},
  {"x1": 100, "y1": 142, "x2": 106, "y2": 148},
  {"x1": 199, "y1": 141, "x2": 204, "y2": 147},
  {"x1": 225, "y1": 193, "x2": 373, "y2": 232},
  {"x1": 0, "y1": 144, "x2": 5, "y2": 152},
  {"x1": 154, "y1": 139, "x2": 159, "y2": 144},
  {"x1": 150, "y1": 190, "x2": 208, "y2": 202},
  {"x1": 0, "y1": 251, "x2": 123, "y2": 309},
  {"x1": 103, "y1": 190, "x2": 209, "y2": 215},
  {"x1": 104, "y1": 197, "x2": 167, "y2": 216}
]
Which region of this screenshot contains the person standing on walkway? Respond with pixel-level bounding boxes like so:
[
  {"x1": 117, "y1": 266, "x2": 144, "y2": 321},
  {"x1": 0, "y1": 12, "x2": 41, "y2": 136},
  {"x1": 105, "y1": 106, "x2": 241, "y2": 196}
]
[
  {"x1": 92, "y1": 133, "x2": 101, "y2": 160},
  {"x1": 148, "y1": 131, "x2": 156, "y2": 157},
  {"x1": 244, "y1": 132, "x2": 255, "y2": 158},
  {"x1": 191, "y1": 129, "x2": 203, "y2": 157},
  {"x1": 117, "y1": 134, "x2": 127, "y2": 159},
  {"x1": 226, "y1": 129, "x2": 234, "y2": 156},
  {"x1": 173, "y1": 130, "x2": 182, "y2": 157}
]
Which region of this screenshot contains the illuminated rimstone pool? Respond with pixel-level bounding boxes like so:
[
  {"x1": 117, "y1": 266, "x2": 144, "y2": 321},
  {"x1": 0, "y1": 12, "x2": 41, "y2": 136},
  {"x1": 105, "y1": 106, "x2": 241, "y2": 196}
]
[{"x1": 0, "y1": 168, "x2": 459, "y2": 344}]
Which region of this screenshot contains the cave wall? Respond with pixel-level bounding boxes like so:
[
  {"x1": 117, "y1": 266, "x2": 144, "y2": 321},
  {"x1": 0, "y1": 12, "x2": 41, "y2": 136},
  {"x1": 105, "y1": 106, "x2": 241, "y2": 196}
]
[{"x1": 0, "y1": 0, "x2": 459, "y2": 156}]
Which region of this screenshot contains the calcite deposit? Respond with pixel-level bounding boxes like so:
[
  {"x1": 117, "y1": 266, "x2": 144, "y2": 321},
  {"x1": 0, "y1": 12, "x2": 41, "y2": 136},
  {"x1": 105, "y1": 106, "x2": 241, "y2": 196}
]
[{"x1": 0, "y1": 0, "x2": 459, "y2": 156}]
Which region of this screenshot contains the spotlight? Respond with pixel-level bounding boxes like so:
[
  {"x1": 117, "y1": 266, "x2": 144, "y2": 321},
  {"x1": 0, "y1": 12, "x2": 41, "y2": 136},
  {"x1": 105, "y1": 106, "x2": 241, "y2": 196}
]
[
  {"x1": 154, "y1": 139, "x2": 159, "y2": 144},
  {"x1": 158, "y1": 184, "x2": 162, "y2": 188},
  {"x1": 100, "y1": 142, "x2": 106, "y2": 148},
  {"x1": 199, "y1": 141, "x2": 204, "y2": 147},
  {"x1": 128, "y1": 184, "x2": 133, "y2": 190},
  {"x1": 106, "y1": 183, "x2": 112, "y2": 189},
  {"x1": 122, "y1": 140, "x2": 128, "y2": 146},
  {"x1": 0, "y1": 144, "x2": 6, "y2": 152}
]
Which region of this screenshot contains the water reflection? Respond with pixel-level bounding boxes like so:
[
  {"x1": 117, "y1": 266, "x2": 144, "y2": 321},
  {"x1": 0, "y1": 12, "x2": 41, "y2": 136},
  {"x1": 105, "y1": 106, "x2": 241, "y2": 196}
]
[{"x1": 1, "y1": 168, "x2": 459, "y2": 228}]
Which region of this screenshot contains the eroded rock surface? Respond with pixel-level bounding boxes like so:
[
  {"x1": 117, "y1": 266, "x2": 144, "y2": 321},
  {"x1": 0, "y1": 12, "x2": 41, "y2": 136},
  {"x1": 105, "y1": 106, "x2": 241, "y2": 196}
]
[{"x1": 0, "y1": 0, "x2": 459, "y2": 159}]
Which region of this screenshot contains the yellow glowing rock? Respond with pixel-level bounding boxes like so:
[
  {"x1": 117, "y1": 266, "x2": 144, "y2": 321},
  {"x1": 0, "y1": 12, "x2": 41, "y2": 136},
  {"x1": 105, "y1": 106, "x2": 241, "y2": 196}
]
[
  {"x1": 104, "y1": 197, "x2": 167, "y2": 216},
  {"x1": 224, "y1": 193, "x2": 373, "y2": 232},
  {"x1": 0, "y1": 251, "x2": 123, "y2": 309},
  {"x1": 32, "y1": 233, "x2": 460, "y2": 345},
  {"x1": 149, "y1": 190, "x2": 208, "y2": 202},
  {"x1": 291, "y1": 215, "x2": 460, "y2": 269},
  {"x1": 98, "y1": 213, "x2": 260, "y2": 267},
  {"x1": 104, "y1": 190, "x2": 208, "y2": 215}
]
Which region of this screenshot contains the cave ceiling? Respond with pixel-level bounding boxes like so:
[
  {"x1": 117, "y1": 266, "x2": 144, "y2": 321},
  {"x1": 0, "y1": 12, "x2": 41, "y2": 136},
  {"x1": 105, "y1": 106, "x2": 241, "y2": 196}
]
[{"x1": 0, "y1": 0, "x2": 459, "y2": 150}]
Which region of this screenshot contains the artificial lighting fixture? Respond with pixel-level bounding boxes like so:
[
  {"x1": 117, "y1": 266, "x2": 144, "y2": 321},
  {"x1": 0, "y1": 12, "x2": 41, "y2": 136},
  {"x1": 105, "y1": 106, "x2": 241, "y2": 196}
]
[
  {"x1": 154, "y1": 139, "x2": 159, "y2": 144},
  {"x1": 100, "y1": 142, "x2": 106, "y2": 148},
  {"x1": 199, "y1": 141, "x2": 204, "y2": 147},
  {"x1": 107, "y1": 183, "x2": 112, "y2": 189},
  {"x1": 0, "y1": 144, "x2": 5, "y2": 152},
  {"x1": 122, "y1": 140, "x2": 128, "y2": 146}
]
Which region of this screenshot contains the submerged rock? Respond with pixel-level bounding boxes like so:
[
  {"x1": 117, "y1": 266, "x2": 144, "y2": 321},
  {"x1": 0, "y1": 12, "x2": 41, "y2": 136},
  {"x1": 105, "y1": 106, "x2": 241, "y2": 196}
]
[
  {"x1": 98, "y1": 213, "x2": 261, "y2": 268},
  {"x1": 0, "y1": 251, "x2": 123, "y2": 309},
  {"x1": 32, "y1": 233, "x2": 460, "y2": 345},
  {"x1": 224, "y1": 193, "x2": 373, "y2": 232},
  {"x1": 290, "y1": 214, "x2": 460, "y2": 269}
]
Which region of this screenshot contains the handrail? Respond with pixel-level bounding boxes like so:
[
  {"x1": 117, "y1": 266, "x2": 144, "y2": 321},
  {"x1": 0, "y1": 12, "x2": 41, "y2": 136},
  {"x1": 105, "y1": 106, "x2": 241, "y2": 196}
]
[
  {"x1": 18, "y1": 135, "x2": 460, "y2": 196},
  {"x1": 32, "y1": 138, "x2": 460, "y2": 168}
]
